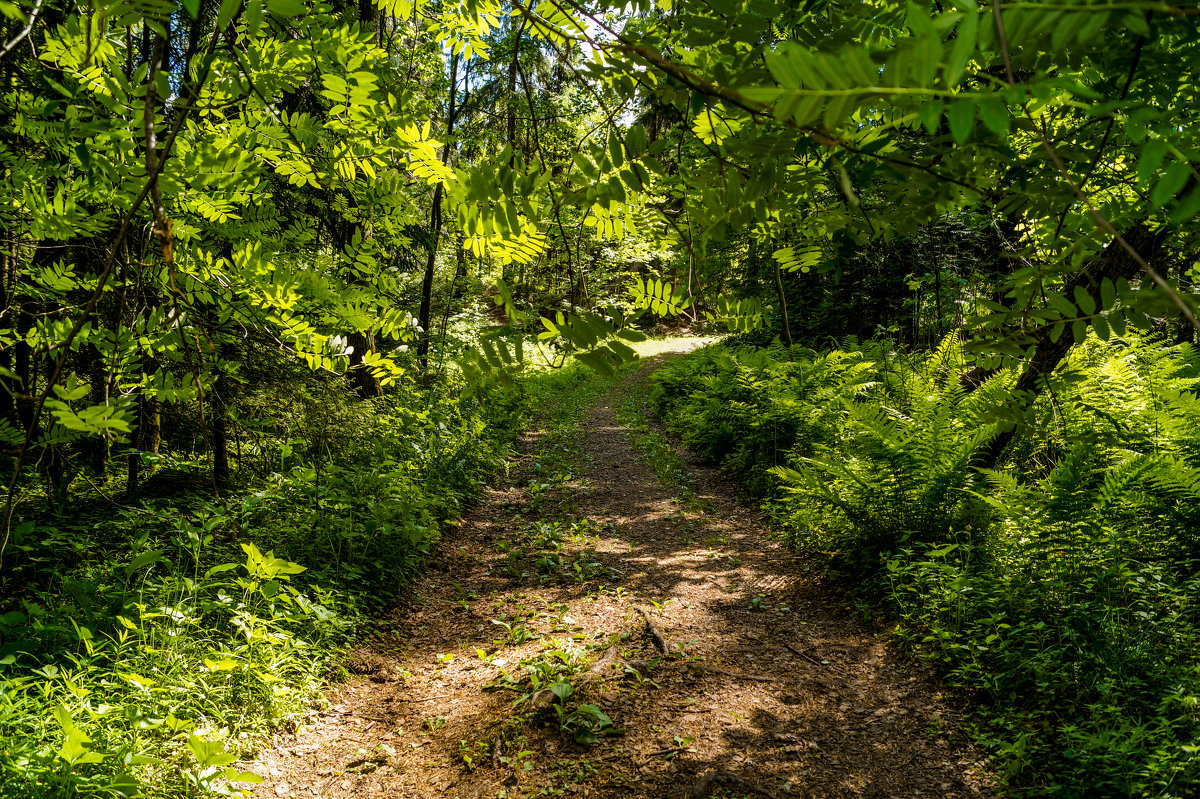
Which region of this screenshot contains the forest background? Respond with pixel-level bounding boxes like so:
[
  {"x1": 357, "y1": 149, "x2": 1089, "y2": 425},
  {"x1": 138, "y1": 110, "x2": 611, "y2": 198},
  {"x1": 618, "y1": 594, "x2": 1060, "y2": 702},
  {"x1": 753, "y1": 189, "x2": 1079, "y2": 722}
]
[{"x1": 1, "y1": 0, "x2": 1199, "y2": 796}]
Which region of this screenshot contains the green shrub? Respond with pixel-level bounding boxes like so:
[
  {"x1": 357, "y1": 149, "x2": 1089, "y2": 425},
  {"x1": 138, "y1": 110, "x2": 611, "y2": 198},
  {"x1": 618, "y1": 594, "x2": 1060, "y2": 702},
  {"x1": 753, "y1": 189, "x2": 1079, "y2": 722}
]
[
  {"x1": 647, "y1": 334, "x2": 1200, "y2": 797},
  {"x1": 0, "y1": 372, "x2": 522, "y2": 796},
  {"x1": 648, "y1": 342, "x2": 876, "y2": 494},
  {"x1": 0, "y1": 514, "x2": 358, "y2": 797}
]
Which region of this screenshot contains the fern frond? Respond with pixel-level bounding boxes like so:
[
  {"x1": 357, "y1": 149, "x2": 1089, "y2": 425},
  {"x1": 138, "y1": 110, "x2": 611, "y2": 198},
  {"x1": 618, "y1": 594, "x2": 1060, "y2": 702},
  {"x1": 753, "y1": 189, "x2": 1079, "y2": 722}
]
[{"x1": 1094, "y1": 450, "x2": 1167, "y2": 516}]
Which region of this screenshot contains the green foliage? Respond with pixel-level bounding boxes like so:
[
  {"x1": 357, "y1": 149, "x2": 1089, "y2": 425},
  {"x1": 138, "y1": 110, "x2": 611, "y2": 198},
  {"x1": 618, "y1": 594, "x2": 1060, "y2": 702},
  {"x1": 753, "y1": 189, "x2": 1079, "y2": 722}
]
[
  {"x1": 0, "y1": 516, "x2": 356, "y2": 797},
  {"x1": 239, "y1": 382, "x2": 512, "y2": 590},
  {"x1": 649, "y1": 334, "x2": 1200, "y2": 797},
  {"x1": 649, "y1": 341, "x2": 878, "y2": 495},
  {"x1": 0, "y1": 370, "x2": 519, "y2": 796},
  {"x1": 4, "y1": 0, "x2": 1200, "y2": 794},
  {"x1": 484, "y1": 636, "x2": 617, "y2": 746}
]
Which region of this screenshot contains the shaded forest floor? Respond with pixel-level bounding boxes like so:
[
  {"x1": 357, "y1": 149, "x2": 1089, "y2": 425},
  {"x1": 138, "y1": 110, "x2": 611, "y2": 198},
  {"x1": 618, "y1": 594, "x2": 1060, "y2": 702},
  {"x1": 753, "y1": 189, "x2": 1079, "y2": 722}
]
[{"x1": 242, "y1": 342, "x2": 995, "y2": 799}]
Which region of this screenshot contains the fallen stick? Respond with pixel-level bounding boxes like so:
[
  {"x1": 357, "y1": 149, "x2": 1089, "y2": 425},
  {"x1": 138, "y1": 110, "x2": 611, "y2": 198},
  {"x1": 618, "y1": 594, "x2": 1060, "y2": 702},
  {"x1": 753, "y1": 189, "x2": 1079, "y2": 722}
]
[
  {"x1": 782, "y1": 642, "x2": 823, "y2": 666},
  {"x1": 636, "y1": 745, "x2": 690, "y2": 762},
  {"x1": 599, "y1": 745, "x2": 690, "y2": 764},
  {"x1": 638, "y1": 608, "x2": 670, "y2": 655}
]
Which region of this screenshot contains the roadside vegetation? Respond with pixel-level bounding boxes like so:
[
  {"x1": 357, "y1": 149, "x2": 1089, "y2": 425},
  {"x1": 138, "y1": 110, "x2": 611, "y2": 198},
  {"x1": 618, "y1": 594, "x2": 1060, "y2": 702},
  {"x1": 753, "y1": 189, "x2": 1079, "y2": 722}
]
[
  {"x1": 648, "y1": 333, "x2": 1200, "y2": 797},
  {"x1": 0, "y1": 372, "x2": 521, "y2": 797},
  {"x1": 2, "y1": 1, "x2": 1199, "y2": 797}
]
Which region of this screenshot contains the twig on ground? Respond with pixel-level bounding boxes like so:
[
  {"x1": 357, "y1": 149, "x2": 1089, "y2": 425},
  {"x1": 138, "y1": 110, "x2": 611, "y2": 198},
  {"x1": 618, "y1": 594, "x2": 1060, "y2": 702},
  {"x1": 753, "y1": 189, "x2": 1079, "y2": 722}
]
[
  {"x1": 782, "y1": 642, "x2": 824, "y2": 666},
  {"x1": 638, "y1": 607, "x2": 670, "y2": 654}
]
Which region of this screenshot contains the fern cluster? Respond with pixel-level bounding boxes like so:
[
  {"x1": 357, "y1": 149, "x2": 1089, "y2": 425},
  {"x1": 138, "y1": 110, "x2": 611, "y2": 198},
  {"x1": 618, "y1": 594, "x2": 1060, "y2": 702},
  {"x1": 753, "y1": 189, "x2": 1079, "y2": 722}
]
[{"x1": 650, "y1": 334, "x2": 1200, "y2": 797}]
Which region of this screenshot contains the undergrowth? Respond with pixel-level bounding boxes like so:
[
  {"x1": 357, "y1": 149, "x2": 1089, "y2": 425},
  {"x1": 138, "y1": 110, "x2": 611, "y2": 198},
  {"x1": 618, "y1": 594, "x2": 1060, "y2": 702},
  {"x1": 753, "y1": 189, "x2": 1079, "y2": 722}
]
[
  {"x1": 648, "y1": 333, "x2": 1200, "y2": 798},
  {"x1": 0, "y1": 376, "x2": 521, "y2": 797}
]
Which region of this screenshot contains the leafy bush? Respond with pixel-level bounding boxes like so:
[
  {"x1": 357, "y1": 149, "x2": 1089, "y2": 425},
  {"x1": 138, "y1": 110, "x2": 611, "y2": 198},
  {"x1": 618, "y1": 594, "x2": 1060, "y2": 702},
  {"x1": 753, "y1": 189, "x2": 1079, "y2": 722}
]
[
  {"x1": 238, "y1": 383, "x2": 513, "y2": 590},
  {"x1": 648, "y1": 342, "x2": 876, "y2": 494},
  {"x1": 0, "y1": 374, "x2": 521, "y2": 796},
  {"x1": 0, "y1": 515, "x2": 357, "y2": 797},
  {"x1": 648, "y1": 335, "x2": 1200, "y2": 797}
]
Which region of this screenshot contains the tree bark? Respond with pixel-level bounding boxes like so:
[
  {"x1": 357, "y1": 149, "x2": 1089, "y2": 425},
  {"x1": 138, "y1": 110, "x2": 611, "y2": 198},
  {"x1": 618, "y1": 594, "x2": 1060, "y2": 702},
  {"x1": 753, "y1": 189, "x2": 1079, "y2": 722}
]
[
  {"x1": 126, "y1": 385, "x2": 161, "y2": 498},
  {"x1": 348, "y1": 330, "x2": 382, "y2": 398},
  {"x1": 506, "y1": 20, "x2": 524, "y2": 165},
  {"x1": 211, "y1": 364, "x2": 231, "y2": 488},
  {"x1": 976, "y1": 222, "x2": 1168, "y2": 468}
]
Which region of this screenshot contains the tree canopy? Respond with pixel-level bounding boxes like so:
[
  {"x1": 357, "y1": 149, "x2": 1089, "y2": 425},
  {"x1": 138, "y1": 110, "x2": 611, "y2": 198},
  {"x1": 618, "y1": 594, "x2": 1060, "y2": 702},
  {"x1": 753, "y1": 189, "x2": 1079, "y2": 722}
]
[{"x1": 2, "y1": 0, "x2": 1198, "y2": 510}]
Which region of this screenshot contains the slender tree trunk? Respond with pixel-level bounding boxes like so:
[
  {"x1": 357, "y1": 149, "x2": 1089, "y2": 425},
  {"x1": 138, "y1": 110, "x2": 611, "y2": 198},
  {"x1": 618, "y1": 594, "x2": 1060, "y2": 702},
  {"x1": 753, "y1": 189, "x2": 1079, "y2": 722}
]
[
  {"x1": 14, "y1": 299, "x2": 33, "y2": 436},
  {"x1": 126, "y1": 382, "x2": 161, "y2": 498},
  {"x1": 506, "y1": 20, "x2": 524, "y2": 165},
  {"x1": 212, "y1": 364, "x2": 231, "y2": 488},
  {"x1": 934, "y1": 261, "x2": 943, "y2": 341},
  {"x1": 417, "y1": 50, "x2": 459, "y2": 369},
  {"x1": 0, "y1": 245, "x2": 12, "y2": 424},
  {"x1": 348, "y1": 331, "x2": 382, "y2": 398},
  {"x1": 756, "y1": 238, "x2": 793, "y2": 346},
  {"x1": 453, "y1": 232, "x2": 467, "y2": 298},
  {"x1": 88, "y1": 347, "x2": 108, "y2": 476}
]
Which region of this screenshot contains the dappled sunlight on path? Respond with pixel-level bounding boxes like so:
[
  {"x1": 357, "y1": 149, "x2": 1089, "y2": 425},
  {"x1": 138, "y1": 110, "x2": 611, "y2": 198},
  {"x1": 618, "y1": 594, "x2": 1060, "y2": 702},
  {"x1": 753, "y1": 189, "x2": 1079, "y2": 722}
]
[{"x1": 243, "y1": 340, "x2": 993, "y2": 799}]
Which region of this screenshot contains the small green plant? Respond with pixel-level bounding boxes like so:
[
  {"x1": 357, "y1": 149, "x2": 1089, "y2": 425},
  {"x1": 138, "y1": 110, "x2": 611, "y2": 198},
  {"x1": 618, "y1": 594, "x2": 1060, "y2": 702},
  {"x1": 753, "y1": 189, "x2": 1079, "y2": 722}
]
[
  {"x1": 667, "y1": 735, "x2": 696, "y2": 758},
  {"x1": 457, "y1": 739, "x2": 489, "y2": 771},
  {"x1": 484, "y1": 638, "x2": 618, "y2": 746}
]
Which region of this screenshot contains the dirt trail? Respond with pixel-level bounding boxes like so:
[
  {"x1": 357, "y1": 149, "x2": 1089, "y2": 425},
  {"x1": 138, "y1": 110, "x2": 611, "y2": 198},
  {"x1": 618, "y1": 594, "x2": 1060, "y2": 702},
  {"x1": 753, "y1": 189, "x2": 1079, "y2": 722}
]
[{"x1": 247, "y1": 352, "x2": 994, "y2": 799}]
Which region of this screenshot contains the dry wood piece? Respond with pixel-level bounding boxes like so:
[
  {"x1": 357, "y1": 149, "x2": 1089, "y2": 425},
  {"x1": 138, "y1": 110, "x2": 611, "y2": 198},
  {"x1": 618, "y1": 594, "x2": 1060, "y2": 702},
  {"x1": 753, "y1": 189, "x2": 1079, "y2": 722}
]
[
  {"x1": 688, "y1": 769, "x2": 781, "y2": 799},
  {"x1": 580, "y1": 643, "x2": 622, "y2": 683},
  {"x1": 529, "y1": 688, "x2": 557, "y2": 710},
  {"x1": 491, "y1": 737, "x2": 503, "y2": 769},
  {"x1": 635, "y1": 745, "x2": 691, "y2": 763},
  {"x1": 782, "y1": 642, "x2": 824, "y2": 666},
  {"x1": 638, "y1": 607, "x2": 670, "y2": 654}
]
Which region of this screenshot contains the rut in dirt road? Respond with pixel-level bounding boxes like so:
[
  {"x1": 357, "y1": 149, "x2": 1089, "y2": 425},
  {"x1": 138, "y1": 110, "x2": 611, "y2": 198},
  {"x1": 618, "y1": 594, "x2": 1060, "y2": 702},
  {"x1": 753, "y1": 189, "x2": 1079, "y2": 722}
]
[{"x1": 246, "y1": 357, "x2": 995, "y2": 799}]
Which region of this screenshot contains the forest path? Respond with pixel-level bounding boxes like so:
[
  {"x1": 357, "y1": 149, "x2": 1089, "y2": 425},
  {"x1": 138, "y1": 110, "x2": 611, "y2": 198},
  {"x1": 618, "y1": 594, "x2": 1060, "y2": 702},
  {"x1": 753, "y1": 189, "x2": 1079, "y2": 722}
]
[{"x1": 246, "y1": 343, "x2": 994, "y2": 799}]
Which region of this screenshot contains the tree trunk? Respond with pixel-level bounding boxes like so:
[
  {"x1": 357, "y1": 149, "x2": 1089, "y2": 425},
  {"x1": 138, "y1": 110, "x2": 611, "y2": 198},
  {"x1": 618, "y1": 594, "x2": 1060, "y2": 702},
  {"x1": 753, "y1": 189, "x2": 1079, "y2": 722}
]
[
  {"x1": 934, "y1": 261, "x2": 943, "y2": 342},
  {"x1": 756, "y1": 238, "x2": 793, "y2": 346},
  {"x1": 88, "y1": 346, "x2": 109, "y2": 477},
  {"x1": 348, "y1": 330, "x2": 382, "y2": 398},
  {"x1": 976, "y1": 222, "x2": 1168, "y2": 468},
  {"x1": 506, "y1": 20, "x2": 524, "y2": 165},
  {"x1": 0, "y1": 244, "x2": 12, "y2": 425},
  {"x1": 212, "y1": 365, "x2": 231, "y2": 489},
  {"x1": 417, "y1": 50, "x2": 459, "y2": 369},
  {"x1": 126, "y1": 386, "x2": 161, "y2": 498},
  {"x1": 14, "y1": 299, "x2": 33, "y2": 436},
  {"x1": 452, "y1": 232, "x2": 467, "y2": 298}
]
